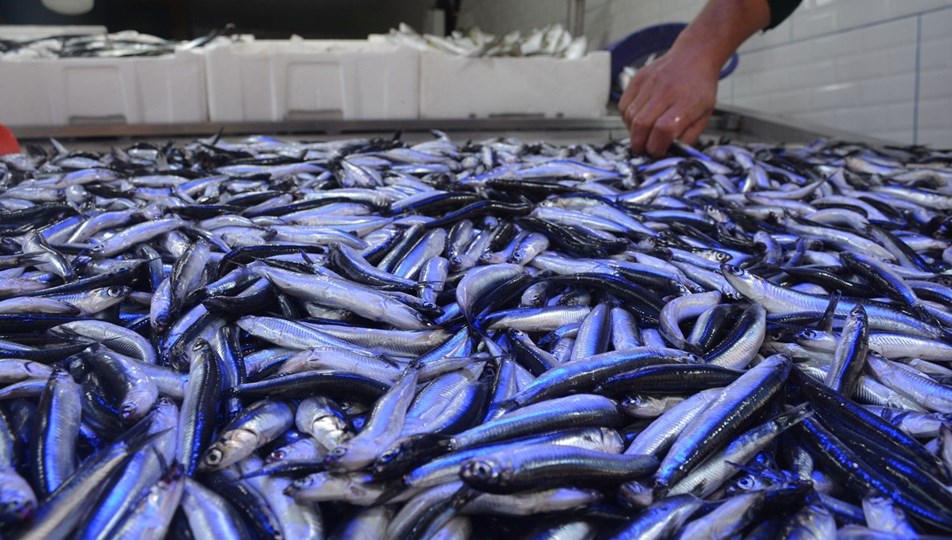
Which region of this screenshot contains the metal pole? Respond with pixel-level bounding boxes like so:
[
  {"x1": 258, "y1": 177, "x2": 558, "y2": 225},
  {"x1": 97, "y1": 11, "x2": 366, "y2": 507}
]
[{"x1": 570, "y1": 0, "x2": 586, "y2": 37}]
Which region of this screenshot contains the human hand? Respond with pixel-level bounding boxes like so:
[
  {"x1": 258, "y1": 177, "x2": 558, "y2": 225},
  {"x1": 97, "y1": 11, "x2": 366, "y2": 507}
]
[{"x1": 618, "y1": 44, "x2": 720, "y2": 157}]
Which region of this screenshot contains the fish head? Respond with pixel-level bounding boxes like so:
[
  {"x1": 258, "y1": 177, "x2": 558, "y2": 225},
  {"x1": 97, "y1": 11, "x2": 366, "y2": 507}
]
[
  {"x1": 324, "y1": 439, "x2": 375, "y2": 472},
  {"x1": 618, "y1": 480, "x2": 654, "y2": 509},
  {"x1": 287, "y1": 472, "x2": 346, "y2": 500},
  {"x1": 323, "y1": 443, "x2": 350, "y2": 468},
  {"x1": 792, "y1": 328, "x2": 836, "y2": 350},
  {"x1": 590, "y1": 427, "x2": 626, "y2": 454},
  {"x1": 670, "y1": 282, "x2": 693, "y2": 297},
  {"x1": 726, "y1": 473, "x2": 770, "y2": 495},
  {"x1": 106, "y1": 285, "x2": 130, "y2": 298},
  {"x1": 621, "y1": 395, "x2": 666, "y2": 418},
  {"x1": 460, "y1": 457, "x2": 510, "y2": 488},
  {"x1": 723, "y1": 463, "x2": 798, "y2": 496},
  {"x1": 310, "y1": 414, "x2": 352, "y2": 449},
  {"x1": 371, "y1": 438, "x2": 427, "y2": 479},
  {"x1": 200, "y1": 428, "x2": 258, "y2": 472},
  {"x1": 153, "y1": 314, "x2": 170, "y2": 334},
  {"x1": 119, "y1": 390, "x2": 156, "y2": 423},
  {"x1": 0, "y1": 471, "x2": 36, "y2": 524},
  {"x1": 720, "y1": 264, "x2": 763, "y2": 301},
  {"x1": 267, "y1": 438, "x2": 324, "y2": 464}
]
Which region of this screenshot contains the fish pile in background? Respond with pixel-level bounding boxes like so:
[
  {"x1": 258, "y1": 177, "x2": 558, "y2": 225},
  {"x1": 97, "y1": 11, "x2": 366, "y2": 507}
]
[
  {"x1": 0, "y1": 27, "x2": 234, "y2": 59},
  {"x1": 2, "y1": 132, "x2": 952, "y2": 539},
  {"x1": 380, "y1": 23, "x2": 588, "y2": 59}
]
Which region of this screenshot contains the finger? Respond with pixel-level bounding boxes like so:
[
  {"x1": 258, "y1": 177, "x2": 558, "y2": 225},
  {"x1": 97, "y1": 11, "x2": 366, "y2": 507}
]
[
  {"x1": 678, "y1": 111, "x2": 712, "y2": 146},
  {"x1": 645, "y1": 108, "x2": 691, "y2": 158},
  {"x1": 618, "y1": 76, "x2": 641, "y2": 117},
  {"x1": 618, "y1": 65, "x2": 654, "y2": 114},
  {"x1": 622, "y1": 71, "x2": 662, "y2": 123},
  {"x1": 627, "y1": 99, "x2": 670, "y2": 154}
]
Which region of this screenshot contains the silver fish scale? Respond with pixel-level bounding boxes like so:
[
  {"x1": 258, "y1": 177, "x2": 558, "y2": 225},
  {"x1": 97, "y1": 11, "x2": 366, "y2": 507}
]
[{"x1": 1, "y1": 135, "x2": 952, "y2": 538}]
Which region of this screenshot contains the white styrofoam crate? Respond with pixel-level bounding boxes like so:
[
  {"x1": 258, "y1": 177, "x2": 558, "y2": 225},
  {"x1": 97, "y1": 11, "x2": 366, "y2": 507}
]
[
  {"x1": 419, "y1": 50, "x2": 610, "y2": 119},
  {"x1": 0, "y1": 49, "x2": 208, "y2": 127},
  {"x1": 205, "y1": 39, "x2": 420, "y2": 122}
]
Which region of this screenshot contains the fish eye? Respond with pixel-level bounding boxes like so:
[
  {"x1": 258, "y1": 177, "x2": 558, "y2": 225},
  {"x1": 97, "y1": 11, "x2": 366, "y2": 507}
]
[
  {"x1": 464, "y1": 461, "x2": 495, "y2": 481},
  {"x1": 330, "y1": 446, "x2": 348, "y2": 458},
  {"x1": 291, "y1": 477, "x2": 312, "y2": 489},
  {"x1": 120, "y1": 403, "x2": 137, "y2": 419},
  {"x1": 378, "y1": 449, "x2": 397, "y2": 463},
  {"x1": 737, "y1": 476, "x2": 756, "y2": 490},
  {"x1": 205, "y1": 449, "x2": 223, "y2": 465},
  {"x1": 107, "y1": 286, "x2": 123, "y2": 296}
]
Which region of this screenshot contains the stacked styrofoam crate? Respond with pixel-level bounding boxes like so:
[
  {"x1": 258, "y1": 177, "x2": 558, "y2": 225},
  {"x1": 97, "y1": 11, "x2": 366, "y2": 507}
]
[
  {"x1": 203, "y1": 38, "x2": 420, "y2": 122},
  {"x1": 0, "y1": 27, "x2": 209, "y2": 127},
  {"x1": 0, "y1": 29, "x2": 612, "y2": 127},
  {"x1": 0, "y1": 49, "x2": 209, "y2": 127},
  {"x1": 417, "y1": 50, "x2": 611, "y2": 119}
]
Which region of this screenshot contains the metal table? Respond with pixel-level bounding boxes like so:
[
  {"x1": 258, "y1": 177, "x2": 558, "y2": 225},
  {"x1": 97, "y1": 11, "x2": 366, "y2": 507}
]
[{"x1": 9, "y1": 105, "x2": 889, "y2": 148}]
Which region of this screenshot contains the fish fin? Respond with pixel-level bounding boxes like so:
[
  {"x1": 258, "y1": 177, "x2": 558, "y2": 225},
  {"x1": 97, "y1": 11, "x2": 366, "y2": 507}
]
[
  {"x1": 912, "y1": 303, "x2": 944, "y2": 330},
  {"x1": 818, "y1": 290, "x2": 841, "y2": 332},
  {"x1": 770, "y1": 403, "x2": 814, "y2": 430},
  {"x1": 374, "y1": 483, "x2": 406, "y2": 505}
]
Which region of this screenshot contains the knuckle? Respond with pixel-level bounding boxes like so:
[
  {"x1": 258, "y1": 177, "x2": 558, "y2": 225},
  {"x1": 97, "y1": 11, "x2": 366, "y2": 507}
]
[
  {"x1": 632, "y1": 117, "x2": 653, "y2": 131},
  {"x1": 656, "y1": 122, "x2": 677, "y2": 139}
]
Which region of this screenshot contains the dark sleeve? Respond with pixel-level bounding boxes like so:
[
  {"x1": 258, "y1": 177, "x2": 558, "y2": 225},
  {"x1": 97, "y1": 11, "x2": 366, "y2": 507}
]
[{"x1": 765, "y1": 0, "x2": 803, "y2": 29}]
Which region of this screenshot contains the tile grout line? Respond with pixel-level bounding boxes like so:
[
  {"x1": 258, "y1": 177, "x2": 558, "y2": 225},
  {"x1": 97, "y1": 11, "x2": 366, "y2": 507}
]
[
  {"x1": 913, "y1": 14, "x2": 922, "y2": 146},
  {"x1": 740, "y1": 4, "x2": 952, "y2": 55}
]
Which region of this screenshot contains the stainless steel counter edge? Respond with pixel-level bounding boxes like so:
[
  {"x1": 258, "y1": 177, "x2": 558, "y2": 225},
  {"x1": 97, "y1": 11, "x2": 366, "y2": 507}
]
[{"x1": 8, "y1": 107, "x2": 889, "y2": 146}]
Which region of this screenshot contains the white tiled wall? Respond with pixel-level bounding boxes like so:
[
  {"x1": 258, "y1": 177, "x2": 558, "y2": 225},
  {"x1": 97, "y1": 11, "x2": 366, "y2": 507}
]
[
  {"x1": 458, "y1": 0, "x2": 952, "y2": 147},
  {"x1": 919, "y1": 8, "x2": 952, "y2": 146},
  {"x1": 457, "y1": 0, "x2": 573, "y2": 36}
]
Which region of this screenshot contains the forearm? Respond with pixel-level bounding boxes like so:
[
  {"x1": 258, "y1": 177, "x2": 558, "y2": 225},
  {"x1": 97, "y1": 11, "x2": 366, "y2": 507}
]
[{"x1": 670, "y1": 0, "x2": 772, "y2": 71}]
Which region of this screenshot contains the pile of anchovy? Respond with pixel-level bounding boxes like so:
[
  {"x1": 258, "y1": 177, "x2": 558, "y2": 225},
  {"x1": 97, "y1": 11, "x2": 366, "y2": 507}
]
[
  {"x1": 2, "y1": 132, "x2": 952, "y2": 539},
  {"x1": 381, "y1": 23, "x2": 588, "y2": 59},
  {"x1": 0, "y1": 27, "x2": 233, "y2": 58}
]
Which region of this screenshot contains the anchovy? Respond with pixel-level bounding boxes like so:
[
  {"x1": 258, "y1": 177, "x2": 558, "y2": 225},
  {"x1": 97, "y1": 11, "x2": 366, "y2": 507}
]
[
  {"x1": 31, "y1": 368, "x2": 82, "y2": 498},
  {"x1": 825, "y1": 304, "x2": 869, "y2": 395},
  {"x1": 655, "y1": 354, "x2": 791, "y2": 492},
  {"x1": 176, "y1": 340, "x2": 223, "y2": 477},
  {"x1": 200, "y1": 399, "x2": 293, "y2": 471},
  {"x1": 722, "y1": 265, "x2": 943, "y2": 338},
  {"x1": 610, "y1": 494, "x2": 705, "y2": 540},
  {"x1": 866, "y1": 353, "x2": 952, "y2": 413},
  {"x1": 504, "y1": 347, "x2": 700, "y2": 409},
  {"x1": 658, "y1": 291, "x2": 722, "y2": 351},
  {"x1": 460, "y1": 443, "x2": 657, "y2": 493},
  {"x1": 451, "y1": 394, "x2": 626, "y2": 451},
  {"x1": 82, "y1": 349, "x2": 158, "y2": 422},
  {"x1": 103, "y1": 463, "x2": 185, "y2": 540},
  {"x1": 324, "y1": 367, "x2": 419, "y2": 471},
  {"x1": 667, "y1": 404, "x2": 812, "y2": 497},
  {"x1": 180, "y1": 478, "x2": 254, "y2": 540}
]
